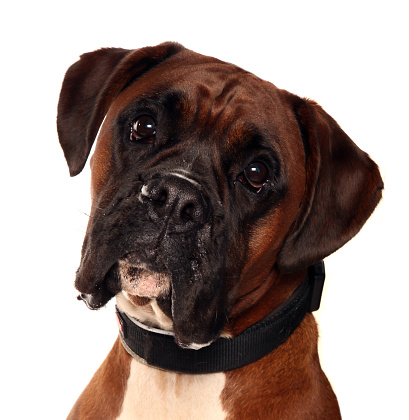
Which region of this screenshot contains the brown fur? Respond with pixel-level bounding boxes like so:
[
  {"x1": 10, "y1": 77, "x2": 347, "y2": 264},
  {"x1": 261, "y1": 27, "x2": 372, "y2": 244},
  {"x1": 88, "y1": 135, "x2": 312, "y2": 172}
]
[
  {"x1": 223, "y1": 267, "x2": 341, "y2": 418},
  {"x1": 223, "y1": 315, "x2": 341, "y2": 419}
]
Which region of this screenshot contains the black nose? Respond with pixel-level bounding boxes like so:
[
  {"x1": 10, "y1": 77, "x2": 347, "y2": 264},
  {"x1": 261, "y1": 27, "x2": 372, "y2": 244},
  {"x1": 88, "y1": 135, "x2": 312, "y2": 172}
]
[{"x1": 142, "y1": 175, "x2": 209, "y2": 232}]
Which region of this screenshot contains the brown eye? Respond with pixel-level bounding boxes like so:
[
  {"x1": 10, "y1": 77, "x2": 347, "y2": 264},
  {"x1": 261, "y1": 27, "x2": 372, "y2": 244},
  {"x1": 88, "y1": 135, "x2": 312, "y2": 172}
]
[
  {"x1": 243, "y1": 162, "x2": 269, "y2": 189},
  {"x1": 131, "y1": 115, "x2": 156, "y2": 141}
]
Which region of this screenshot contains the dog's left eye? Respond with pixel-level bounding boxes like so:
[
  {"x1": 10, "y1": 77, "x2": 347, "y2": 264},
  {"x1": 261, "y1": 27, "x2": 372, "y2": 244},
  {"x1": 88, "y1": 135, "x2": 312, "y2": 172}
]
[
  {"x1": 238, "y1": 161, "x2": 269, "y2": 193},
  {"x1": 130, "y1": 116, "x2": 156, "y2": 142}
]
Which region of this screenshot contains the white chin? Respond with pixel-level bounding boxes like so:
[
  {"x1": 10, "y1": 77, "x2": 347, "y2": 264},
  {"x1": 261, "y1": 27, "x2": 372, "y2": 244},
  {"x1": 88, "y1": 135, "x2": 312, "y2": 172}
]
[{"x1": 118, "y1": 259, "x2": 171, "y2": 299}]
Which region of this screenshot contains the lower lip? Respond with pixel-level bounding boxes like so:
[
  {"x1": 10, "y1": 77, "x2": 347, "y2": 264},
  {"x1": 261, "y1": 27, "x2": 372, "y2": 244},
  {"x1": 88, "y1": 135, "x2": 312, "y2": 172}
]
[
  {"x1": 127, "y1": 273, "x2": 169, "y2": 298},
  {"x1": 118, "y1": 260, "x2": 170, "y2": 298}
]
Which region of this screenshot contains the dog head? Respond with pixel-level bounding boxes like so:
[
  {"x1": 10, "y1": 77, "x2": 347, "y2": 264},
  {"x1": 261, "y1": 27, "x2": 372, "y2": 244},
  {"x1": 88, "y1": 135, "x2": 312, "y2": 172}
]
[{"x1": 57, "y1": 42, "x2": 382, "y2": 348}]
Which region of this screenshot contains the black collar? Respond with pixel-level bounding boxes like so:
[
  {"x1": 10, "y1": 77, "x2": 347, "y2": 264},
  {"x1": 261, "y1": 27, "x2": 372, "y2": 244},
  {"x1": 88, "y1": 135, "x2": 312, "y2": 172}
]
[{"x1": 116, "y1": 261, "x2": 325, "y2": 374}]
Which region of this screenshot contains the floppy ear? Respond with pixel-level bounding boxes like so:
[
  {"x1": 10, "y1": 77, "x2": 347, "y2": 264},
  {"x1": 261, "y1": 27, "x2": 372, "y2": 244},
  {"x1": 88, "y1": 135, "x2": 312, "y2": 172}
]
[
  {"x1": 277, "y1": 93, "x2": 383, "y2": 272},
  {"x1": 57, "y1": 42, "x2": 185, "y2": 176}
]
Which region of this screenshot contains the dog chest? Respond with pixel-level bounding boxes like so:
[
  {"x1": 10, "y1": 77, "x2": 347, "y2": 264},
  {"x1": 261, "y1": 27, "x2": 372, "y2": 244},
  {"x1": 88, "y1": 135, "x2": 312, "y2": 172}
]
[{"x1": 116, "y1": 358, "x2": 227, "y2": 420}]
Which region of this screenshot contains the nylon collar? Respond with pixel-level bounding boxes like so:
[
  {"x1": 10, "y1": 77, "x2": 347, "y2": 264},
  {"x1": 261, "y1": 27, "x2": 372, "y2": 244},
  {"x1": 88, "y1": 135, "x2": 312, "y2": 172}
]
[{"x1": 116, "y1": 261, "x2": 325, "y2": 374}]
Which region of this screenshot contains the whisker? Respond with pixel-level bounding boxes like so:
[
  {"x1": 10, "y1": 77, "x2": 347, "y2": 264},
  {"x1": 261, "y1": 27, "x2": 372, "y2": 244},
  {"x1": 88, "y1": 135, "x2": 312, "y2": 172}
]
[{"x1": 78, "y1": 209, "x2": 91, "y2": 218}]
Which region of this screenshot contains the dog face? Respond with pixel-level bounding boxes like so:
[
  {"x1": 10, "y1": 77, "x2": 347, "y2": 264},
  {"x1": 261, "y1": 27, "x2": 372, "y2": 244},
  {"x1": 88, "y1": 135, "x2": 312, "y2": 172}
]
[{"x1": 58, "y1": 43, "x2": 382, "y2": 348}]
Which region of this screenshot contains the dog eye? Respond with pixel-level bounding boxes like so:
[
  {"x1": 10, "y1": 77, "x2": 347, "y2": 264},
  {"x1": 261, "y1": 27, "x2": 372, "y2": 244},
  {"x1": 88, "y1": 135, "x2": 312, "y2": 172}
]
[
  {"x1": 241, "y1": 161, "x2": 269, "y2": 191},
  {"x1": 130, "y1": 116, "x2": 156, "y2": 142}
]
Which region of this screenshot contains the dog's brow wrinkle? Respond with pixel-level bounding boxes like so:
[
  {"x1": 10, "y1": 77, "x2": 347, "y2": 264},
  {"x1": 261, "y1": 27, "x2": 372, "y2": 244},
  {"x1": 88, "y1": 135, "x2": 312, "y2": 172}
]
[{"x1": 214, "y1": 78, "x2": 240, "y2": 107}]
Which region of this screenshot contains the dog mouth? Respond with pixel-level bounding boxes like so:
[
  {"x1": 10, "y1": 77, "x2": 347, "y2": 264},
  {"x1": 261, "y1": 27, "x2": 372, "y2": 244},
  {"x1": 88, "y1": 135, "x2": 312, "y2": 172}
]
[
  {"x1": 77, "y1": 254, "x2": 171, "y2": 309},
  {"x1": 74, "y1": 195, "x2": 228, "y2": 346},
  {"x1": 118, "y1": 256, "x2": 171, "y2": 299}
]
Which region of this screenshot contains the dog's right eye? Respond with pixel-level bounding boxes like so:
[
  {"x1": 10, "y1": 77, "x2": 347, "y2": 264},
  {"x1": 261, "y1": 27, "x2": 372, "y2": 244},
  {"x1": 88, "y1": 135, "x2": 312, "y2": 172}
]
[{"x1": 130, "y1": 116, "x2": 156, "y2": 142}]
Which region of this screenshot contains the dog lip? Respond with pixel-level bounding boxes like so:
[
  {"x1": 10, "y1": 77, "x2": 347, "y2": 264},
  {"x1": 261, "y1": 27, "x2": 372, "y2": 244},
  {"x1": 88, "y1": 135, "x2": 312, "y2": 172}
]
[
  {"x1": 77, "y1": 293, "x2": 104, "y2": 310},
  {"x1": 74, "y1": 259, "x2": 122, "y2": 310},
  {"x1": 118, "y1": 257, "x2": 171, "y2": 299}
]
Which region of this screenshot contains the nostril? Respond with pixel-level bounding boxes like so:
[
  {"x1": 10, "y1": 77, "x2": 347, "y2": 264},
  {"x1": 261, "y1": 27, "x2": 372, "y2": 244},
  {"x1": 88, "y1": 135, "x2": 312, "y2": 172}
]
[
  {"x1": 156, "y1": 189, "x2": 168, "y2": 205},
  {"x1": 181, "y1": 203, "x2": 195, "y2": 222}
]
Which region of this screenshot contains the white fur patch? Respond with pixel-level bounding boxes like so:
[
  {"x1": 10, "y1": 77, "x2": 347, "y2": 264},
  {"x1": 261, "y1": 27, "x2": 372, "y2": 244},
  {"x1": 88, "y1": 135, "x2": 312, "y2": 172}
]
[
  {"x1": 116, "y1": 358, "x2": 226, "y2": 420},
  {"x1": 115, "y1": 293, "x2": 226, "y2": 419},
  {"x1": 118, "y1": 259, "x2": 171, "y2": 299}
]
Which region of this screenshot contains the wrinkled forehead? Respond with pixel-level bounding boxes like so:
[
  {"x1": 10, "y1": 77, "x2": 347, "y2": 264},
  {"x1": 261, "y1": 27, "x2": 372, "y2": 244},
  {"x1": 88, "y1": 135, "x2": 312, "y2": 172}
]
[
  {"x1": 174, "y1": 64, "x2": 284, "y2": 143},
  {"x1": 104, "y1": 51, "x2": 302, "y2": 166},
  {"x1": 115, "y1": 57, "x2": 289, "y2": 138}
]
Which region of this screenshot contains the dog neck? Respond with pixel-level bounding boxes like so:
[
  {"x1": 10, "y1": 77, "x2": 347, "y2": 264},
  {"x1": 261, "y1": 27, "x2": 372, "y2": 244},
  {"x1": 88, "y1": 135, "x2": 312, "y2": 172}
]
[
  {"x1": 227, "y1": 264, "x2": 312, "y2": 336},
  {"x1": 115, "y1": 262, "x2": 325, "y2": 374}
]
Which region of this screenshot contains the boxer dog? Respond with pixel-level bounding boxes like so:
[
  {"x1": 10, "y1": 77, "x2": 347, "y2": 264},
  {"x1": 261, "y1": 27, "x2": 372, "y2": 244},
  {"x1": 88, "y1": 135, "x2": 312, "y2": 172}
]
[{"x1": 58, "y1": 42, "x2": 383, "y2": 419}]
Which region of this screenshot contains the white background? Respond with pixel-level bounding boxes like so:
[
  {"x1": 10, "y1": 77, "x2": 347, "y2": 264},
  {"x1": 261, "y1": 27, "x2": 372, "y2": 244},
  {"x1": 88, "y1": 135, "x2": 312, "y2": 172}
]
[{"x1": 1, "y1": 1, "x2": 408, "y2": 419}]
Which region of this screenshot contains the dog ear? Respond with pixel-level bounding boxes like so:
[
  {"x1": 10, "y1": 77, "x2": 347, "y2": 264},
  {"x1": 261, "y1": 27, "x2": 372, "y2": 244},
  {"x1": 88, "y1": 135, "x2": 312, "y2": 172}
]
[
  {"x1": 57, "y1": 42, "x2": 185, "y2": 176},
  {"x1": 277, "y1": 93, "x2": 383, "y2": 272}
]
